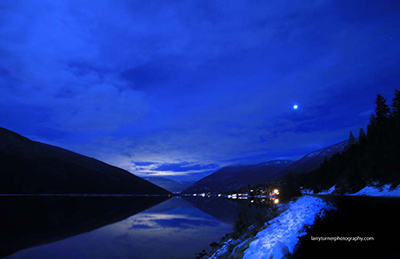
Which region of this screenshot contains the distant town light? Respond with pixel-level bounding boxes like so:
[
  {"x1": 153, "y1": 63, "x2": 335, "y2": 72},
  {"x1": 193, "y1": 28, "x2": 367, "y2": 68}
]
[
  {"x1": 273, "y1": 189, "x2": 279, "y2": 194},
  {"x1": 218, "y1": 194, "x2": 222, "y2": 197},
  {"x1": 274, "y1": 199, "x2": 279, "y2": 204}
]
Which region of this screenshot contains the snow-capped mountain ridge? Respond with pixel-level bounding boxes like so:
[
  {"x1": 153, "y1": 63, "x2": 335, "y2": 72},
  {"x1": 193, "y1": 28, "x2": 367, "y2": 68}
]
[
  {"x1": 284, "y1": 140, "x2": 349, "y2": 175},
  {"x1": 183, "y1": 140, "x2": 349, "y2": 194}
]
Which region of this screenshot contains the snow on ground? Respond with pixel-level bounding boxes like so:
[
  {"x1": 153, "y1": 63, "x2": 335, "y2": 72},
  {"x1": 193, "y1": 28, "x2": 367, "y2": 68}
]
[
  {"x1": 347, "y1": 184, "x2": 400, "y2": 197},
  {"x1": 209, "y1": 243, "x2": 229, "y2": 259},
  {"x1": 300, "y1": 185, "x2": 335, "y2": 195},
  {"x1": 300, "y1": 189, "x2": 314, "y2": 194},
  {"x1": 305, "y1": 150, "x2": 319, "y2": 158},
  {"x1": 317, "y1": 185, "x2": 336, "y2": 195},
  {"x1": 242, "y1": 196, "x2": 334, "y2": 259}
]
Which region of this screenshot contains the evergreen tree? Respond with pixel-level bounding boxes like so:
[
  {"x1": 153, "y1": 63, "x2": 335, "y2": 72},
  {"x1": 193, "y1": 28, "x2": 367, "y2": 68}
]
[
  {"x1": 297, "y1": 89, "x2": 400, "y2": 195},
  {"x1": 390, "y1": 89, "x2": 400, "y2": 150},
  {"x1": 375, "y1": 94, "x2": 390, "y2": 123},
  {"x1": 391, "y1": 89, "x2": 400, "y2": 119},
  {"x1": 367, "y1": 114, "x2": 376, "y2": 133},
  {"x1": 359, "y1": 128, "x2": 367, "y2": 144},
  {"x1": 374, "y1": 94, "x2": 392, "y2": 147},
  {"x1": 280, "y1": 173, "x2": 301, "y2": 201},
  {"x1": 348, "y1": 131, "x2": 357, "y2": 146}
]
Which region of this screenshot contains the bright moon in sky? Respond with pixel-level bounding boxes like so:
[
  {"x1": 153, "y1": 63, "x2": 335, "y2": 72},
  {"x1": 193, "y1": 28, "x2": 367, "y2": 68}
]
[{"x1": 293, "y1": 104, "x2": 298, "y2": 110}]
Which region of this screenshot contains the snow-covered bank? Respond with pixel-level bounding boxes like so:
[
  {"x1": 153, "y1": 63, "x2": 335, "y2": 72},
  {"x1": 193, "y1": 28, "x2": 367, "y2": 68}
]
[
  {"x1": 300, "y1": 189, "x2": 314, "y2": 194},
  {"x1": 317, "y1": 185, "x2": 336, "y2": 195},
  {"x1": 347, "y1": 184, "x2": 400, "y2": 197},
  {"x1": 242, "y1": 196, "x2": 334, "y2": 259},
  {"x1": 208, "y1": 205, "x2": 288, "y2": 259},
  {"x1": 301, "y1": 185, "x2": 336, "y2": 195},
  {"x1": 301, "y1": 183, "x2": 400, "y2": 198}
]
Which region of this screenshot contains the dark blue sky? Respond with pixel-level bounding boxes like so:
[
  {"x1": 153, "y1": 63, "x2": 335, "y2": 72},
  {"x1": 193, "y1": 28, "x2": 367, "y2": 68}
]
[{"x1": 1, "y1": 0, "x2": 400, "y2": 181}]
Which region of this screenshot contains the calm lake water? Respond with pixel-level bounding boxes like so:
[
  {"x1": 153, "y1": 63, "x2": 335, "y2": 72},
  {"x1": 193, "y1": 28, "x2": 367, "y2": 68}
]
[
  {"x1": 0, "y1": 196, "x2": 271, "y2": 259},
  {"x1": 0, "y1": 197, "x2": 270, "y2": 259}
]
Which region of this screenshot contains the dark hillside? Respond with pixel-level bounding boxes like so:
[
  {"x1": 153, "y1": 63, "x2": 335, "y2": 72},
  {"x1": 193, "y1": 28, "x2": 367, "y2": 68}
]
[{"x1": 0, "y1": 127, "x2": 169, "y2": 194}]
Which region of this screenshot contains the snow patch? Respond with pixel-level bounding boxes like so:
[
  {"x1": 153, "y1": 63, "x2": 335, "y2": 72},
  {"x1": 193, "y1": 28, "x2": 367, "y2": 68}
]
[
  {"x1": 264, "y1": 160, "x2": 290, "y2": 165},
  {"x1": 209, "y1": 244, "x2": 229, "y2": 259},
  {"x1": 300, "y1": 189, "x2": 314, "y2": 194},
  {"x1": 242, "y1": 196, "x2": 334, "y2": 259},
  {"x1": 347, "y1": 184, "x2": 400, "y2": 197},
  {"x1": 305, "y1": 150, "x2": 320, "y2": 158},
  {"x1": 317, "y1": 185, "x2": 335, "y2": 195}
]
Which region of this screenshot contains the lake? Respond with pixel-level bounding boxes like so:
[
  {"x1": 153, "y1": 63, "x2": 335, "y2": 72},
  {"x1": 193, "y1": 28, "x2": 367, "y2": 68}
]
[{"x1": 0, "y1": 196, "x2": 271, "y2": 259}]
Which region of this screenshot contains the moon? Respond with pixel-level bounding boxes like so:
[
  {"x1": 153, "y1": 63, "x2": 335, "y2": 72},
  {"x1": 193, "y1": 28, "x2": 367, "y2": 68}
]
[{"x1": 293, "y1": 104, "x2": 298, "y2": 110}]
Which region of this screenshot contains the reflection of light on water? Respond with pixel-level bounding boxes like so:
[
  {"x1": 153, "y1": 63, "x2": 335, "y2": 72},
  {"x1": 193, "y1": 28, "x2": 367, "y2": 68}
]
[
  {"x1": 90, "y1": 198, "x2": 234, "y2": 259},
  {"x1": 203, "y1": 190, "x2": 282, "y2": 206},
  {"x1": 9, "y1": 197, "x2": 235, "y2": 259}
]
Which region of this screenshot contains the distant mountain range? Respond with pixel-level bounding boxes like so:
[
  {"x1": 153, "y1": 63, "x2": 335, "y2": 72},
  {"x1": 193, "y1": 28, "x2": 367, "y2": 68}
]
[
  {"x1": 283, "y1": 140, "x2": 349, "y2": 174},
  {"x1": 142, "y1": 176, "x2": 195, "y2": 193},
  {"x1": 0, "y1": 127, "x2": 169, "y2": 194},
  {"x1": 182, "y1": 160, "x2": 293, "y2": 194},
  {"x1": 183, "y1": 140, "x2": 349, "y2": 194}
]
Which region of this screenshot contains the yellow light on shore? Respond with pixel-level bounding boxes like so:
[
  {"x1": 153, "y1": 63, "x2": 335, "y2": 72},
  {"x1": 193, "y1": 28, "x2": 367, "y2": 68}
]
[
  {"x1": 273, "y1": 189, "x2": 279, "y2": 194},
  {"x1": 274, "y1": 199, "x2": 279, "y2": 204}
]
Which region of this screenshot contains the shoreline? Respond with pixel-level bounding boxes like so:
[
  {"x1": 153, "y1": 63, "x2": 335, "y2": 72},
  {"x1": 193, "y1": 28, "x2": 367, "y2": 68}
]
[
  {"x1": 0, "y1": 193, "x2": 171, "y2": 197},
  {"x1": 207, "y1": 196, "x2": 334, "y2": 259}
]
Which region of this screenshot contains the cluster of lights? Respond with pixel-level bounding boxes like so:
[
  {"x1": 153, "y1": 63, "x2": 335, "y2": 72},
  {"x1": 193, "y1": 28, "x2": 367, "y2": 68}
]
[
  {"x1": 189, "y1": 188, "x2": 281, "y2": 204},
  {"x1": 192, "y1": 193, "x2": 207, "y2": 197}
]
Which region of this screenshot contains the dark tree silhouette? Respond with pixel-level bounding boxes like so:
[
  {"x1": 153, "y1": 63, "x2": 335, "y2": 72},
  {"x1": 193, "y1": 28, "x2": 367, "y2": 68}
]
[
  {"x1": 348, "y1": 131, "x2": 357, "y2": 146},
  {"x1": 391, "y1": 89, "x2": 400, "y2": 119},
  {"x1": 375, "y1": 94, "x2": 390, "y2": 128},
  {"x1": 359, "y1": 128, "x2": 367, "y2": 144},
  {"x1": 280, "y1": 173, "x2": 301, "y2": 201},
  {"x1": 232, "y1": 90, "x2": 400, "y2": 197},
  {"x1": 297, "y1": 90, "x2": 400, "y2": 194},
  {"x1": 367, "y1": 113, "x2": 377, "y2": 138}
]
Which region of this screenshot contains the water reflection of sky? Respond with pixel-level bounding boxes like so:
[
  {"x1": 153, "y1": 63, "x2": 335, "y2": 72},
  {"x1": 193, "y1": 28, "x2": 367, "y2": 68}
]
[{"x1": 8, "y1": 197, "x2": 232, "y2": 259}]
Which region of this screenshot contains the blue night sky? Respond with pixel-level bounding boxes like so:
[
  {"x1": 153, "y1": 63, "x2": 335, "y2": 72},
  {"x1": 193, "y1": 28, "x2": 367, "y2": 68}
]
[{"x1": 1, "y1": 0, "x2": 400, "y2": 181}]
